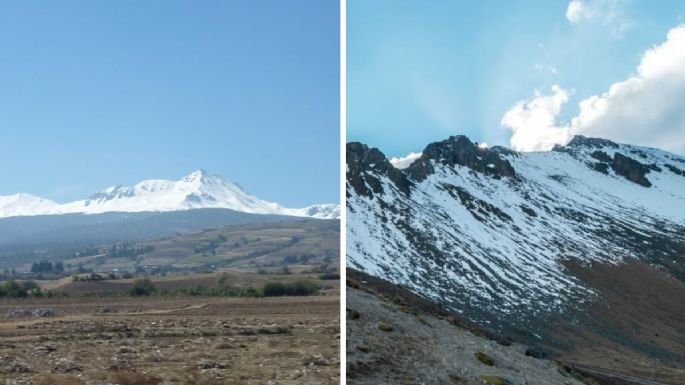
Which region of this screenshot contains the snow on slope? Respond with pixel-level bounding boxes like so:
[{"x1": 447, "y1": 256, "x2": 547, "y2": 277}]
[
  {"x1": 346, "y1": 135, "x2": 685, "y2": 325},
  {"x1": 0, "y1": 194, "x2": 60, "y2": 218},
  {"x1": 0, "y1": 170, "x2": 339, "y2": 219}
]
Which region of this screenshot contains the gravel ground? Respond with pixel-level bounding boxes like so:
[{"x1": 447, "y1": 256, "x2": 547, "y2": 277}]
[{"x1": 346, "y1": 287, "x2": 587, "y2": 385}]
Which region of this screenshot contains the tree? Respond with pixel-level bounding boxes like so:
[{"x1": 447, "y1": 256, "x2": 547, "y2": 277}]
[
  {"x1": 2, "y1": 280, "x2": 27, "y2": 298},
  {"x1": 130, "y1": 277, "x2": 156, "y2": 296}
]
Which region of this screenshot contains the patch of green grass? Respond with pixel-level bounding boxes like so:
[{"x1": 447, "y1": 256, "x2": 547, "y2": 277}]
[{"x1": 479, "y1": 375, "x2": 506, "y2": 385}]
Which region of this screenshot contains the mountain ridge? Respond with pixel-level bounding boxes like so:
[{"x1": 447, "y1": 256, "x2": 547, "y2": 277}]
[
  {"x1": 0, "y1": 170, "x2": 340, "y2": 220},
  {"x1": 346, "y1": 133, "x2": 685, "y2": 374}
]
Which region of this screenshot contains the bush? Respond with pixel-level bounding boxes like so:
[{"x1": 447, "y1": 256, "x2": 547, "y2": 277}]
[
  {"x1": 1, "y1": 280, "x2": 27, "y2": 298},
  {"x1": 474, "y1": 351, "x2": 494, "y2": 366},
  {"x1": 130, "y1": 277, "x2": 156, "y2": 296},
  {"x1": 262, "y1": 280, "x2": 320, "y2": 297}
]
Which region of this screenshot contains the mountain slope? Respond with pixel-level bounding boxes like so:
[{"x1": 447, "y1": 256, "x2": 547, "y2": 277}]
[
  {"x1": 346, "y1": 135, "x2": 685, "y2": 376},
  {"x1": 0, "y1": 170, "x2": 339, "y2": 219},
  {"x1": 0, "y1": 194, "x2": 60, "y2": 218}
]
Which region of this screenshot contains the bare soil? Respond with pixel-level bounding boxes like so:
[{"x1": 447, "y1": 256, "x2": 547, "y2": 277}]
[
  {"x1": 346, "y1": 270, "x2": 588, "y2": 385},
  {"x1": 0, "y1": 294, "x2": 339, "y2": 385}
]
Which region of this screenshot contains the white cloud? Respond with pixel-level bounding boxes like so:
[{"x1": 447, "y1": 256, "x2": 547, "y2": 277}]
[
  {"x1": 533, "y1": 64, "x2": 558, "y2": 75},
  {"x1": 566, "y1": 0, "x2": 591, "y2": 23},
  {"x1": 565, "y1": 0, "x2": 631, "y2": 36},
  {"x1": 501, "y1": 85, "x2": 573, "y2": 152},
  {"x1": 501, "y1": 25, "x2": 685, "y2": 155},
  {"x1": 389, "y1": 152, "x2": 422, "y2": 169}
]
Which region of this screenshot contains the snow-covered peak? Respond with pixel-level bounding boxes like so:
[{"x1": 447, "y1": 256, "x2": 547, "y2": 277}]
[
  {"x1": 0, "y1": 194, "x2": 60, "y2": 218},
  {"x1": 0, "y1": 171, "x2": 340, "y2": 219}
]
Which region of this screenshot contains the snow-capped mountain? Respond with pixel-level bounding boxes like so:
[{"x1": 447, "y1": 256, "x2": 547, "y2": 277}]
[
  {"x1": 0, "y1": 170, "x2": 339, "y2": 219},
  {"x1": 0, "y1": 194, "x2": 60, "y2": 218},
  {"x1": 347, "y1": 135, "x2": 685, "y2": 338}
]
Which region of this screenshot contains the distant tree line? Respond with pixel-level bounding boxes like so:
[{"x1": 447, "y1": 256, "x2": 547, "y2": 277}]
[
  {"x1": 108, "y1": 243, "x2": 155, "y2": 259},
  {"x1": 31, "y1": 260, "x2": 64, "y2": 274}
]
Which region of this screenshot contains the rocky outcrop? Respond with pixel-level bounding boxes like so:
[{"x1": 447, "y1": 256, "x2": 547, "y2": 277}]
[
  {"x1": 611, "y1": 153, "x2": 652, "y2": 187},
  {"x1": 406, "y1": 136, "x2": 516, "y2": 181},
  {"x1": 346, "y1": 142, "x2": 413, "y2": 198},
  {"x1": 566, "y1": 135, "x2": 619, "y2": 149}
]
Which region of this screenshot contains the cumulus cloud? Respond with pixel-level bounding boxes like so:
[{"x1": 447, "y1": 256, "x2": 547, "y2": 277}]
[
  {"x1": 389, "y1": 152, "x2": 422, "y2": 169},
  {"x1": 501, "y1": 25, "x2": 685, "y2": 155},
  {"x1": 501, "y1": 85, "x2": 572, "y2": 152}
]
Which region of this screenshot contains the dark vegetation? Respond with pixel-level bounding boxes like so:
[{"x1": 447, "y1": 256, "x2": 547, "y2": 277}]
[
  {"x1": 0, "y1": 279, "x2": 66, "y2": 298},
  {"x1": 262, "y1": 280, "x2": 320, "y2": 297},
  {"x1": 31, "y1": 260, "x2": 64, "y2": 273}
]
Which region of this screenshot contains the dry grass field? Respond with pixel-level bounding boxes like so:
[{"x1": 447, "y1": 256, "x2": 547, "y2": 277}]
[{"x1": 0, "y1": 274, "x2": 340, "y2": 385}]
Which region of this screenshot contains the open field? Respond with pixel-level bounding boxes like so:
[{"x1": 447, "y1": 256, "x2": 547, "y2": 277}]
[{"x1": 0, "y1": 293, "x2": 339, "y2": 385}]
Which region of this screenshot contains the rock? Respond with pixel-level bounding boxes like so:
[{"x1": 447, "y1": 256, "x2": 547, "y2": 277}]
[
  {"x1": 52, "y1": 358, "x2": 82, "y2": 373},
  {"x1": 524, "y1": 347, "x2": 547, "y2": 359},
  {"x1": 0, "y1": 356, "x2": 31, "y2": 374},
  {"x1": 304, "y1": 355, "x2": 330, "y2": 366},
  {"x1": 35, "y1": 345, "x2": 57, "y2": 354},
  {"x1": 347, "y1": 142, "x2": 414, "y2": 197},
  {"x1": 32, "y1": 308, "x2": 56, "y2": 317},
  {"x1": 407, "y1": 136, "x2": 516, "y2": 181},
  {"x1": 6, "y1": 309, "x2": 33, "y2": 319},
  {"x1": 566, "y1": 135, "x2": 619, "y2": 149},
  {"x1": 590, "y1": 150, "x2": 613, "y2": 163},
  {"x1": 197, "y1": 359, "x2": 228, "y2": 369},
  {"x1": 611, "y1": 153, "x2": 652, "y2": 187}
]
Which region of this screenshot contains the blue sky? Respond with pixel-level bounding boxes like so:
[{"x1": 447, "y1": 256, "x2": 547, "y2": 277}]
[
  {"x1": 0, "y1": 0, "x2": 339, "y2": 207},
  {"x1": 348, "y1": 0, "x2": 685, "y2": 158}
]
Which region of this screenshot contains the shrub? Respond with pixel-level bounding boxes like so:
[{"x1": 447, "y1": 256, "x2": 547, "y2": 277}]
[
  {"x1": 129, "y1": 277, "x2": 156, "y2": 296},
  {"x1": 474, "y1": 351, "x2": 494, "y2": 366},
  {"x1": 2, "y1": 280, "x2": 27, "y2": 298},
  {"x1": 378, "y1": 322, "x2": 394, "y2": 332}
]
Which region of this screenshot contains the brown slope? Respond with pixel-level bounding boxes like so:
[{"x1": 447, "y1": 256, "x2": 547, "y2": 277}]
[{"x1": 540, "y1": 259, "x2": 685, "y2": 384}]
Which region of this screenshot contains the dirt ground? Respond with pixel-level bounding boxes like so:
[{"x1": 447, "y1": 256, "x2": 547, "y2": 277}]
[
  {"x1": 0, "y1": 295, "x2": 339, "y2": 385},
  {"x1": 346, "y1": 285, "x2": 589, "y2": 385}
]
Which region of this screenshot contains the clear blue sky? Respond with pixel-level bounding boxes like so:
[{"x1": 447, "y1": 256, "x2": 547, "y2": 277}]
[
  {"x1": 348, "y1": 0, "x2": 685, "y2": 157},
  {"x1": 0, "y1": 0, "x2": 339, "y2": 207}
]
